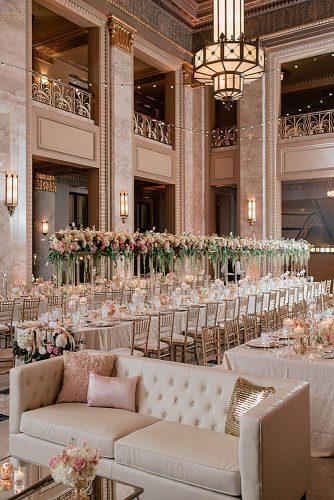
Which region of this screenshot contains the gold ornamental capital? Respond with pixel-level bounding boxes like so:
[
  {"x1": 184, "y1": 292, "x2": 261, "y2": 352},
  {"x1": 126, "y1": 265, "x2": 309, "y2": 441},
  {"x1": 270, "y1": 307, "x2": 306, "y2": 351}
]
[
  {"x1": 107, "y1": 15, "x2": 136, "y2": 53},
  {"x1": 182, "y1": 62, "x2": 202, "y2": 88}
]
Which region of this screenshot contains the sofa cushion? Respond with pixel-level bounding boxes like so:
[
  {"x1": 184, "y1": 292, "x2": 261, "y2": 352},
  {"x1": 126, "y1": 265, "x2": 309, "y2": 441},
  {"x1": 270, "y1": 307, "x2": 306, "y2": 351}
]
[
  {"x1": 114, "y1": 420, "x2": 240, "y2": 496},
  {"x1": 20, "y1": 403, "x2": 159, "y2": 459}
]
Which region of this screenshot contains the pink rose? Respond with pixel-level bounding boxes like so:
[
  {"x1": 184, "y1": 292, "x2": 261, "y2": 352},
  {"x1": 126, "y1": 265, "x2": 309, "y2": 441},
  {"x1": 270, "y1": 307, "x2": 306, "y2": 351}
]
[
  {"x1": 73, "y1": 458, "x2": 85, "y2": 471},
  {"x1": 49, "y1": 457, "x2": 59, "y2": 469}
]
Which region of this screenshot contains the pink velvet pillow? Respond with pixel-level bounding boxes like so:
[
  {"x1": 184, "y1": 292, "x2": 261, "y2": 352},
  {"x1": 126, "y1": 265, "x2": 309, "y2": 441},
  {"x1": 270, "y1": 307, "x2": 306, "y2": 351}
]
[
  {"x1": 87, "y1": 373, "x2": 139, "y2": 412},
  {"x1": 57, "y1": 351, "x2": 116, "y2": 403}
]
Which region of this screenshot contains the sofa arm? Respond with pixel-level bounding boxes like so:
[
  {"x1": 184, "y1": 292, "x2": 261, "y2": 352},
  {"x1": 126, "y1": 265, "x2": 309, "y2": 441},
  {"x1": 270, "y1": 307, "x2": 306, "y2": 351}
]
[
  {"x1": 239, "y1": 382, "x2": 310, "y2": 500},
  {"x1": 10, "y1": 357, "x2": 64, "y2": 434}
]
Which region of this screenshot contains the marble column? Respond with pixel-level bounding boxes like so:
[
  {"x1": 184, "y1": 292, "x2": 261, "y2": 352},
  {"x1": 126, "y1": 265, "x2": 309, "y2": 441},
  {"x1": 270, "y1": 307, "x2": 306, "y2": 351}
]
[
  {"x1": 0, "y1": 0, "x2": 28, "y2": 284},
  {"x1": 108, "y1": 16, "x2": 135, "y2": 232},
  {"x1": 239, "y1": 78, "x2": 266, "y2": 239},
  {"x1": 182, "y1": 64, "x2": 211, "y2": 234}
]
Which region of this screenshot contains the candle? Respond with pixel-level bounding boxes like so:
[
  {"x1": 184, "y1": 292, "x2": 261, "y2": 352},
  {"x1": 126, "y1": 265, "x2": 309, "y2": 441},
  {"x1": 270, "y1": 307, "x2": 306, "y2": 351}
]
[
  {"x1": 14, "y1": 467, "x2": 25, "y2": 483},
  {"x1": 0, "y1": 462, "x2": 13, "y2": 480}
]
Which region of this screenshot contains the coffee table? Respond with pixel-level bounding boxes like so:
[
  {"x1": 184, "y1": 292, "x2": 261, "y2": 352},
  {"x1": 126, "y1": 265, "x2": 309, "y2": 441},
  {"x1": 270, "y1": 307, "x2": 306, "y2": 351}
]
[{"x1": 0, "y1": 457, "x2": 143, "y2": 499}]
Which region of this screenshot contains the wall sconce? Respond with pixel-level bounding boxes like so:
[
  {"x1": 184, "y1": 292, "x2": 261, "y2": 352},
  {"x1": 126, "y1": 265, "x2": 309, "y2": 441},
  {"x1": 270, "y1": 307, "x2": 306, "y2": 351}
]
[
  {"x1": 41, "y1": 220, "x2": 49, "y2": 236},
  {"x1": 5, "y1": 172, "x2": 18, "y2": 216},
  {"x1": 120, "y1": 191, "x2": 129, "y2": 223},
  {"x1": 247, "y1": 199, "x2": 256, "y2": 227}
]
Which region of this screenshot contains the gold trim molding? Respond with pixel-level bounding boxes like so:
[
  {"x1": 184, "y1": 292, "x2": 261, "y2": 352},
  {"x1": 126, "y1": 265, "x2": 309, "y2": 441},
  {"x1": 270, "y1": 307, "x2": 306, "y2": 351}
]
[
  {"x1": 34, "y1": 173, "x2": 57, "y2": 193},
  {"x1": 182, "y1": 62, "x2": 202, "y2": 88},
  {"x1": 107, "y1": 15, "x2": 136, "y2": 53}
]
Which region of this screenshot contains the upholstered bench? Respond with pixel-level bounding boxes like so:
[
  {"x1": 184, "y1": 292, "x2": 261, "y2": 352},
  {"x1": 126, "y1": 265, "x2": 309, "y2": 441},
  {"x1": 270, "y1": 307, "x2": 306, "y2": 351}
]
[{"x1": 10, "y1": 355, "x2": 310, "y2": 500}]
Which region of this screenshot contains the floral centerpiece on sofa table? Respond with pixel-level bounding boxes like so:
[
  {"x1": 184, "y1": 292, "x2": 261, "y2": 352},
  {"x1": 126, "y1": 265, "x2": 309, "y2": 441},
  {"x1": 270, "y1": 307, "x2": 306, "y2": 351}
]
[{"x1": 49, "y1": 442, "x2": 100, "y2": 498}]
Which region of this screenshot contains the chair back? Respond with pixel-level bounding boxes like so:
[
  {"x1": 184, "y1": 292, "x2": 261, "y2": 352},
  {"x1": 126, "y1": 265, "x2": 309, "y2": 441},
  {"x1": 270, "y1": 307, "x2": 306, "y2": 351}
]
[
  {"x1": 205, "y1": 302, "x2": 218, "y2": 327},
  {"x1": 223, "y1": 299, "x2": 236, "y2": 322},
  {"x1": 243, "y1": 313, "x2": 259, "y2": 342},
  {"x1": 19, "y1": 298, "x2": 40, "y2": 321},
  {"x1": 47, "y1": 295, "x2": 65, "y2": 313},
  {"x1": 276, "y1": 305, "x2": 289, "y2": 329},
  {"x1": 109, "y1": 288, "x2": 123, "y2": 305},
  {"x1": 262, "y1": 310, "x2": 277, "y2": 332},
  {"x1": 255, "y1": 293, "x2": 264, "y2": 315},
  {"x1": 185, "y1": 306, "x2": 200, "y2": 337},
  {"x1": 158, "y1": 311, "x2": 175, "y2": 343},
  {"x1": 224, "y1": 319, "x2": 240, "y2": 350},
  {"x1": 0, "y1": 300, "x2": 15, "y2": 327},
  {"x1": 269, "y1": 291, "x2": 278, "y2": 311},
  {"x1": 326, "y1": 280, "x2": 332, "y2": 295},
  {"x1": 278, "y1": 289, "x2": 288, "y2": 307},
  {"x1": 201, "y1": 326, "x2": 221, "y2": 366},
  {"x1": 132, "y1": 316, "x2": 151, "y2": 355},
  {"x1": 236, "y1": 295, "x2": 249, "y2": 319},
  {"x1": 292, "y1": 300, "x2": 306, "y2": 318},
  {"x1": 93, "y1": 291, "x2": 107, "y2": 307}
]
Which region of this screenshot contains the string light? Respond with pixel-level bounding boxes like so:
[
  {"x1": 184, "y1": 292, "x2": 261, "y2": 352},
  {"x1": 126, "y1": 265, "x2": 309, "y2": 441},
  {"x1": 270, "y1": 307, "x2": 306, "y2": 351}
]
[{"x1": 0, "y1": 59, "x2": 332, "y2": 138}]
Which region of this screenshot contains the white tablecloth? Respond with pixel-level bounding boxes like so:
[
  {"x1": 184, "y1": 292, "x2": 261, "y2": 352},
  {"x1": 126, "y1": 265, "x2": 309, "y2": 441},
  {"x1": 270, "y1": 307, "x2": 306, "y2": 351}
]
[{"x1": 221, "y1": 345, "x2": 334, "y2": 457}]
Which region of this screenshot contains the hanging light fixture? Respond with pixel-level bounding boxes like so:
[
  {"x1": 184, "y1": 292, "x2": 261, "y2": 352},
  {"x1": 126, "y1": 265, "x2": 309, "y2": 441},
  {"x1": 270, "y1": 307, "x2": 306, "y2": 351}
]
[{"x1": 193, "y1": 0, "x2": 265, "y2": 106}]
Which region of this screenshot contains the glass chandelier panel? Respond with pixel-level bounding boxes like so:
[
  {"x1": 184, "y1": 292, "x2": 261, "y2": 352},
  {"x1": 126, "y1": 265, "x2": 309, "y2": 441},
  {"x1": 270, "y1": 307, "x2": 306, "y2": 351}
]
[{"x1": 193, "y1": 0, "x2": 265, "y2": 103}]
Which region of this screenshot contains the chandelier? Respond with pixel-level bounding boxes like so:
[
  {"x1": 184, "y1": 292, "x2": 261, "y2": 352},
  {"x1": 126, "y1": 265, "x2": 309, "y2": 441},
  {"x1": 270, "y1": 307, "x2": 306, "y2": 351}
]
[{"x1": 193, "y1": 0, "x2": 265, "y2": 106}]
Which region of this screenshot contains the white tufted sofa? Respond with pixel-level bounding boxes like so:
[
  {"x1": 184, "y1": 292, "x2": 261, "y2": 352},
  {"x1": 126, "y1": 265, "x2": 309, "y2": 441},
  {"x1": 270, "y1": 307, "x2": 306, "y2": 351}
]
[{"x1": 10, "y1": 355, "x2": 310, "y2": 500}]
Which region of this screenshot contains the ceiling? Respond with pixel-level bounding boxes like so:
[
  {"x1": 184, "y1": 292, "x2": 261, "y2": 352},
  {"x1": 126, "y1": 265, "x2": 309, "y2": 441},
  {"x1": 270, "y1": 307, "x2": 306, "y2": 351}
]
[{"x1": 160, "y1": 0, "x2": 277, "y2": 30}]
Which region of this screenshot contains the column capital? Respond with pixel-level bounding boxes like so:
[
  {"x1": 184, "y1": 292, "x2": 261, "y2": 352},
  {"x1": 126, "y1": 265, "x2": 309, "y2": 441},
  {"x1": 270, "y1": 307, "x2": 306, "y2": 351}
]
[
  {"x1": 107, "y1": 15, "x2": 136, "y2": 53},
  {"x1": 182, "y1": 62, "x2": 202, "y2": 88}
]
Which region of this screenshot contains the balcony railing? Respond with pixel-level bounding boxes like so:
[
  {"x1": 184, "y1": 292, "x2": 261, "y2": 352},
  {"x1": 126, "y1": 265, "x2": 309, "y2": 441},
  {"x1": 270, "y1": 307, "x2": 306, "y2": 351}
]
[
  {"x1": 278, "y1": 109, "x2": 334, "y2": 139},
  {"x1": 133, "y1": 111, "x2": 172, "y2": 145},
  {"x1": 32, "y1": 72, "x2": 92, "y2": 120},
  {"x1": 212, "y1": 126, "x2": 237, "y2": 148}
]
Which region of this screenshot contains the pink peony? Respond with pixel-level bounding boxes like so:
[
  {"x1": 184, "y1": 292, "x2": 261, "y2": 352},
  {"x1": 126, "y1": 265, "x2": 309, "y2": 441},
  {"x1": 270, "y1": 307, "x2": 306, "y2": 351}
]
[{"x1": 73, "y1": 457, "x2": 86, "y2": 471}]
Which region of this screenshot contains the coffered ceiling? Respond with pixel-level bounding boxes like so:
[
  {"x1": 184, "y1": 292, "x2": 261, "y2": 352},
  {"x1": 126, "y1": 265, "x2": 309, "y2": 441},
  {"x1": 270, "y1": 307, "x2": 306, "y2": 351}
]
[{"x1": 156, "y1": 0, "x2": 303, "y2": 30}]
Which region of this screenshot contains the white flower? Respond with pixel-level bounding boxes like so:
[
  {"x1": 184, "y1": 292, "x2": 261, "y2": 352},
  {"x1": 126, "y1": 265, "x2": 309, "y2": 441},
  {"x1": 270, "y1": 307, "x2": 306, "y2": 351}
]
[
  {"x1": 38, "y1": 346, "x2": 47, "y2": 355},
  {"x1": 55, "y1": 333, "x2": 68, "y2": 348},
  {"x1": 17, "y1": 333, "x2": 32, "y2": 350}
]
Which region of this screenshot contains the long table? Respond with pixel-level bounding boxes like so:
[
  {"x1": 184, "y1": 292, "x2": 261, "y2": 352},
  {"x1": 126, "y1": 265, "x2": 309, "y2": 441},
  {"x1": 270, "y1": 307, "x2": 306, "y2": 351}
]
[{"x1": 221, "y1": 344, "x2": 334, "y2": 457}]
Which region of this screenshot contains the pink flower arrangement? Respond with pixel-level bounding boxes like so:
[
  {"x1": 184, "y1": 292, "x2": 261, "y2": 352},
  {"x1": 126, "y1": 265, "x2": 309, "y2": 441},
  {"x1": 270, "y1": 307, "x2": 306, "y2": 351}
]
[{"x1": 49, "y1": 442, "x2": 100, "y2": 488}]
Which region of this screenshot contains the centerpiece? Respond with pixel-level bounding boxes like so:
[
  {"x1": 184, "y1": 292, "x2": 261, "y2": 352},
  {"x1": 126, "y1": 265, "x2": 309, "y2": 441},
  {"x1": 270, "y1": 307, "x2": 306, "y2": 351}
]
[{"x1": 49, "y1": 442, "x2": 100, "y2": 499}]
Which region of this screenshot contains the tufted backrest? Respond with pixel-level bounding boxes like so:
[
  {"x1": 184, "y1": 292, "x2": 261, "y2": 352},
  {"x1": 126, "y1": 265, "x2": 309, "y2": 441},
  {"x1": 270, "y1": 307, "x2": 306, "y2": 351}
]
[
  {"x1": 10, "y1": 356, "x2": 64, "y2": 433},
  {"x1": 115, "y1": 356, "x2": 292, "y2": 433}
]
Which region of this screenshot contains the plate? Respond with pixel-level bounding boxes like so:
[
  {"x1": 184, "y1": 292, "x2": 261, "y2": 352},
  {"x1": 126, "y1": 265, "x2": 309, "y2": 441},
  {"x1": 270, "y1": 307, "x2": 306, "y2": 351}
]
[{"x1": 246, "y1": 339, "x2": 276, "y2": 349}]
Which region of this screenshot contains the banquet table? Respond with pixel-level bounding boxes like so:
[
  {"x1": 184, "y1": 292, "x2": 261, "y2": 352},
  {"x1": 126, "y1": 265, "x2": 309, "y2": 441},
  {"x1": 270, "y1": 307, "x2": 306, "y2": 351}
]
[{"x1": 221, "y1": 344, "x2": 334, "y2": 457}]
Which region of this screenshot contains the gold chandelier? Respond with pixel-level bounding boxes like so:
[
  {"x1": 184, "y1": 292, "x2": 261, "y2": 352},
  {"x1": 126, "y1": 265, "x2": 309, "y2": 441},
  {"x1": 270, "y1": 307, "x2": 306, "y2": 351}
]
[{"x1": 193, "y1": 0, "x2": 265, "y2": 105}]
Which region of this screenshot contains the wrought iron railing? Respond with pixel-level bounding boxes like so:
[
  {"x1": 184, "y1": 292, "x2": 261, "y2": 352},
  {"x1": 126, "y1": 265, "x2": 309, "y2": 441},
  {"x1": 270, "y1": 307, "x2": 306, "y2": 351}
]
[
  {"x1": 278, "y1": 109, "x2": 334, "y2": 139},
  {"x1": 212, "y1": 126, "x2": 237, "y2": 148},
  {"x1": 133, "y1": 111, "x2": 172, "y2": 145},
  {"x1": 32, "y1": 72, "x2": 92, "y2": 119}
]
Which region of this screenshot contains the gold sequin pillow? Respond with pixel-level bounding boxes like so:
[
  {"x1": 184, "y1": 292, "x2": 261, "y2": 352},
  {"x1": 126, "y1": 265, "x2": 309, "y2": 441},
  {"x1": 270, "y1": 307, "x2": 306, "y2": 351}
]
[{"x1": 225, "y1": 377, "x2": 275, "y2": 437}]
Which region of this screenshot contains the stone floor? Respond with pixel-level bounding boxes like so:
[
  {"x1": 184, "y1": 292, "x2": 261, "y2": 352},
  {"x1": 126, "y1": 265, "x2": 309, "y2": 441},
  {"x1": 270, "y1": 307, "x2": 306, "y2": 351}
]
[{"x1": 0, "y1": 372, "x2": 333, "y2": 499}]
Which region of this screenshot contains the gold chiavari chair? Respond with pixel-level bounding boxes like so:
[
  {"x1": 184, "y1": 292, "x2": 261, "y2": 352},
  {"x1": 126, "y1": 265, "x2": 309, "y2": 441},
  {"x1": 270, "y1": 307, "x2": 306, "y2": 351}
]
[
  {"x1": 262, "y1": 292, "x2": 270, "y2": 313},
  {"x1": 316, "y1": 295, "x2": 324, "y2": 311},
  {"x1": 242, "y1": 313, "x2": 260, "y2": 342},
  {"x1": 278, "y1": 289, "x2": 288, "y2": 307},
  {"x1": 93, "y1": 291, "x2": 107, "y2": 307},
  {"x1": 255, "y1": 293, "x2": 264, "y2": 316},
  {"x1": 326, "y1": 280, "x2": 332, "y2": 296},
  {"x1": 0, "y1": 300, "x2": 15, "y2": 347},
  {"x1": 261, "y1": 309, "x2": 277, "y2": 332},
  {"x1": 18, "y1": 298, "x2": 40, "y2": 322},
  {"x1": 173, "y1": 306, "x2": 199, "y2": 364},
  {"x1": 108, "y1": 288, "x2": 123, "y2": 305},
  {"x1": 268, "y1": 290, "x2": 278, "y2": 311},
  {"x1": 131, "y1": 316, "x2": 151, "y2": 356},
  {"x1": 201, "y1": 326, "x2": 221, "y2": 366},
  {"x1": 205, "y1": 301, "x2": 219, "y2": 327},
  {"x1": 47, "y1": 295, "x2": 65, "y2": 314},
  {"x1": 223, "y1": 319, "x2": 240, "y2": 350},
  {"x1": 288, "y1": 287, "x2": 298, "y2": 308},
  {"x1": 292, "y1": 300, "x2": 307, "y2": 318},
  {"x1": 297, "y1": 285, "x2": 305, "y2": 302},
  {"x1": 236, "y1": 295, "x2": 249, "y2": 320},
  {"x1": 111, "y1": 316, "x2": 151, "y2": 357},
  {"x1": 276, "y1": 305, "x2": 289, "y2": 329},
  {"x1": 148, "y1": 311, "x2": 175, "y2": 360}
]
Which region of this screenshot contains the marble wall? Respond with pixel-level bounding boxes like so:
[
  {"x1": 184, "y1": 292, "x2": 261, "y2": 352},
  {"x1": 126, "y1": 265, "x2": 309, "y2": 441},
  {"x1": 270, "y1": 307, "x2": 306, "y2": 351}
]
[
  {"x1": 0, "y1": 0, "x2": 28, "y2": 284},
  {"x1": 239, "y1": 78, "x2": 266, "y2": 239},
  {"x1": 110, "y1": 46, "x2": 134, "y2": 231}
]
